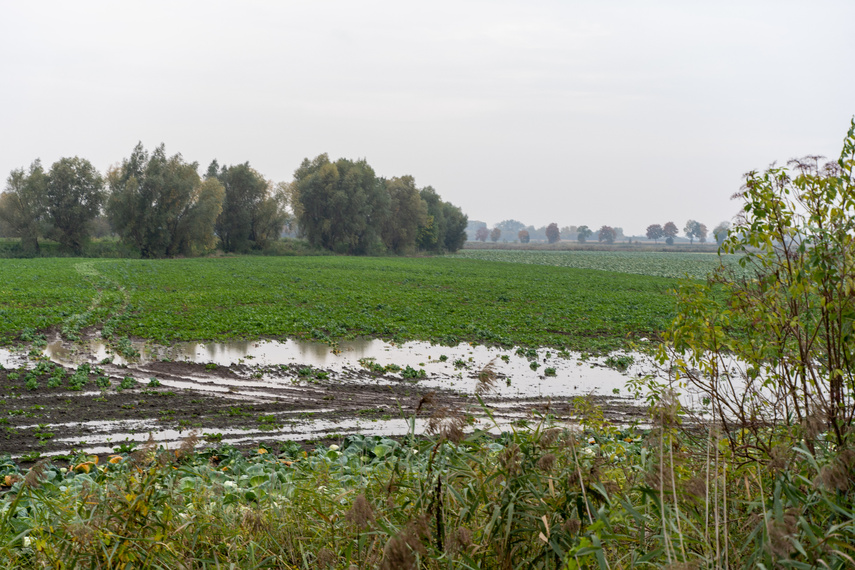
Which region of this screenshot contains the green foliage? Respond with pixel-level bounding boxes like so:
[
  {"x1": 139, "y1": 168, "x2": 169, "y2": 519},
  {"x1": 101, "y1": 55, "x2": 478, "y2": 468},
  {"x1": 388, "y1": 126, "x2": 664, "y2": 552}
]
[
  {"x1": 210, "y1": 161, "x2": 288, "y2": 252},
  {"x1": 3, "y1": 408, "x2": 851, "y2": 568},
  {"x1": 294, "y1": 156, "x2": 466, "y2": 255},
  {"x1": 682, "y1": 219, "x2": 708, "y2": 244},
  {"x1": 451, "y1": 249, "x2": 746, "y2": 279},
  {"x1": 294, "y1": 154, "x2": 389, "y2": 255},
  {"x1": 664, "y1": 118, "x2": 855, "y2": 455},
  {"x1": 106, "y1": 143, "x2": 225, "y2": 258},
  {"x1": 546, "y1": 222, "x2": 560, "y2": 244},
  {"x1": 400, "y1": 365, "x2": 426, "y2": 379},
  {"x1": 576, "y1": 225, "x2": 592, "y2": 243},
  {"x1": 44, "y1": 157, "x2": 104, "y2": 254},
  {"x1": 0, "y1": 160, "x2": 48, "y2": 254},
  {"x1": 0, "y1": 256, "x2": 677, "y2": 353},
  {"x1": 382, "y1": 176, "x2": 427, "y2": 254},
  {"x1": 67, "y1": 364, "x2": 90, "y2": 391},
  {"x1": 603, "y1": 354, "x2": 634, "y2": 372},
  {"x1": 117, "y1": 377, "x2": 137, "y2": 391}
]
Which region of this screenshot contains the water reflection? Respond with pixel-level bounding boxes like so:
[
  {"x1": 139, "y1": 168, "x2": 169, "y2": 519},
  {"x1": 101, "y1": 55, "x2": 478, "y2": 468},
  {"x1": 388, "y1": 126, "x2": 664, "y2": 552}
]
[{"x1": 34, "y1": 337, "x2": 654, "y2": 399}]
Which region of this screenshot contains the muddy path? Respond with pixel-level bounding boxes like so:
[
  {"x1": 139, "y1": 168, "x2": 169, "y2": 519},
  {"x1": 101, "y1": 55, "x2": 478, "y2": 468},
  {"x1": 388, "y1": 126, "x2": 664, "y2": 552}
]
[{"x1": 0, "y1": 337, "x2": 652, "y2": 462}]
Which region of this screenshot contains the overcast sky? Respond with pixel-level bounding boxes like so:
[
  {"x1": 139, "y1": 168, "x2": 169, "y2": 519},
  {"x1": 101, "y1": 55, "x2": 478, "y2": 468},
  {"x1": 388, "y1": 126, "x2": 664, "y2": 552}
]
[{"x1": 2, "y1": 1, "x2": 853, "y2": 235}]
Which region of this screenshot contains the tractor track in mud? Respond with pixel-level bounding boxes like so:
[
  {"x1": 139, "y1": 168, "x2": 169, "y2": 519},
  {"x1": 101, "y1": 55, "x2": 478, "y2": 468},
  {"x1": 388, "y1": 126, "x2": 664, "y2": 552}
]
[{"x1": 0, "y1": 349, "x2": 648, "y2": 463}]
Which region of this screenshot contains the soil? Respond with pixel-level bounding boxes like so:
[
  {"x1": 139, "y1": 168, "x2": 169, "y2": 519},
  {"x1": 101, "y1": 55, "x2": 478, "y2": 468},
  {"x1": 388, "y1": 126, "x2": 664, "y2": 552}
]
[{"x1": 0, "y1": 348, "x2": 648, "y2": 464}]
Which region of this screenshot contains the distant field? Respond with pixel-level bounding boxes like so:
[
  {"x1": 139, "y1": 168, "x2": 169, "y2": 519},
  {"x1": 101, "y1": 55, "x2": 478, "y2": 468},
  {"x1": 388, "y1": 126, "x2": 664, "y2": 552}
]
[
  {"x1": 449, "y1": 249, "x2": 745, "y2": 280},
  {"x1": 1, "y1": 256, "x2": 683, "y2": 352}
]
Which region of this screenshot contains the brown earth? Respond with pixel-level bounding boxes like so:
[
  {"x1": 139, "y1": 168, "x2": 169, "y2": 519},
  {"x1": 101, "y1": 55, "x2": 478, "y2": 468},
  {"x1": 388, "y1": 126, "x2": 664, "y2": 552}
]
[{"x1": 0, "y1": 355, "x2": 647, "y2": 464}]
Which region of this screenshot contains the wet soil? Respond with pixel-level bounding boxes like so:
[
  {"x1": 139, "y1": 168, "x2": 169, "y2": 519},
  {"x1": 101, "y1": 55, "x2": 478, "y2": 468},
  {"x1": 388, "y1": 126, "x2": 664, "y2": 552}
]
[{"x1": 0, "y1": 349, "x2": 648, "y2": 463}]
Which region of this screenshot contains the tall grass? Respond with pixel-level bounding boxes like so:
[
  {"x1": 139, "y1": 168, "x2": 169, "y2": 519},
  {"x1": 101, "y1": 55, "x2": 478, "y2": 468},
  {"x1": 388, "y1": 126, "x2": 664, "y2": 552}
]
[{"x1": 1, "y1": 392, "x2": 853, "y2": 568}]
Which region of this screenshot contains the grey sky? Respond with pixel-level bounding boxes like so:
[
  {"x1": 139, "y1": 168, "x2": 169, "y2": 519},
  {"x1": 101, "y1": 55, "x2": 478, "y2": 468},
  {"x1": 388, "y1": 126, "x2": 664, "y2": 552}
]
[{"x1": 2, "y1": 1, "x2": 853, "y2": 235}]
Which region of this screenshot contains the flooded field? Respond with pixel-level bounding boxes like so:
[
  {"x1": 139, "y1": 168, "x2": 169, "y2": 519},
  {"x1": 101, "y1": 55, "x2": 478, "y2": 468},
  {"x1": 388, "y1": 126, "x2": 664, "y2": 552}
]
[{"x1": 1, "y1": 336, "x2": 661, "y2": 459}]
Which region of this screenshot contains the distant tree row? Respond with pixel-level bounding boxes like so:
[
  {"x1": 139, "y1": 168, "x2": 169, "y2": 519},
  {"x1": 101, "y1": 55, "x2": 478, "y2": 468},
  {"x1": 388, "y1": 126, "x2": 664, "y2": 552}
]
[
  {"x1": 645, "y1": 220, "x2": 730, "y2": 245},
  {"x1": 644, "y1": 222, "x2": 680, "y2": 244},
  {"x1": 292, "y1": 154, "x2": 467, "y2": 255},
  {"x1": 1, "y1": 148, "x2": 467, "y2": 257},
  {"x1": 469, "y1": 220, "x2": 625, "y2": 245}
]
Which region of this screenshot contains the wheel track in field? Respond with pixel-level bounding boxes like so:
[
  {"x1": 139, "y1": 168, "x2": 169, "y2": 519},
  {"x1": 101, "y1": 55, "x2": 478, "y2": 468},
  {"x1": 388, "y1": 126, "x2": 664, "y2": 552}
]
[{"x1": 59, "y1": 261, "x2": 134, "y2": 358}]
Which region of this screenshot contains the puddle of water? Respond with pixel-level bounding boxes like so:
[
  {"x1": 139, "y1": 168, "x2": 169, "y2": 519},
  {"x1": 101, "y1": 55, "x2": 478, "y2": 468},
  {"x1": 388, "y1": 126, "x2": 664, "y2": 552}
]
[
  {"x1": 0, "y1": 347, "x2": 30, "y2": 369},
  {"x1": 2, "y1": 337, "x2": 669, "y2": 458},
  {"x1": 32, "y1": 337, "x2": 655, "y2": 399}
]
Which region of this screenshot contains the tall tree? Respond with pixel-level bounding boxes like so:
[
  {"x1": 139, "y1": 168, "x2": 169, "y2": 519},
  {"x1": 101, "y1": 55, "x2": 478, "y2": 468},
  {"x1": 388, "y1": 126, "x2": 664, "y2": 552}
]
[
  {"x1": 381, "y1": 176, "x2": 427, "y2": 254},
  {"x1": 414, "y1": 185, "x2": 467, "y2": 253},
  {"x1": 684, "y1": 219, "x2": 707, "y2": 244},
  {"x1": 598, "y1": 225, "x2": 616, "y2": 244},
  {"x1": 0, "y1": 160, "x2": 48, "y2": 254},
  {"x1": 45, "y1": 157, "x2": 104, "y2": 254},
  {"x1": 211, "y1": 162, "x2": 287, "y2": 252},
  {"x1": 713, "y1": 221, "x2": 730, "y2": 246},
  {"x1": 646, "y1": 224, "x2": 664, "y2": 243},
  {"x1": 576, "y1": 225, "x2": 592, "y2": 243},
  {"x1": 517, "y1": 229, "x2": 530, "y2": 243},
  {"x1": 475, "y1": 226, "x2": 489, "y2": 242},
  {"x1": 490, "y1": 227, "x2": 501, "y2": 242},
  {"x1": 416, "y1": 186, "x2": 444, "y2": 252},
  {"x1": 545, "y1": 222, "x2": 560, "y2": 244},
  {"x1": 440, "y1": 201, "x2": 467, "y2": 252},
  {"x1": 294, "y1": 154, "x2": 389, "y2": 254},
  {"x1": 495, "y1": 219, "x2": 525, "y2": 235},
  {"x1": 107, "y1": 143, "x2": 225, "y2": 257},
  {"x1": 663, "y1": 221, "x2": 678, "y2": 245}
]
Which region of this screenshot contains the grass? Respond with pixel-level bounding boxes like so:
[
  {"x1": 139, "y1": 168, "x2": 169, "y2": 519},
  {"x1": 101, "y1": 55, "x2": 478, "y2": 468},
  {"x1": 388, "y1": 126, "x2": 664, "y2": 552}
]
[
  {"x1": 0, "y1": 256, "x2": 682, "y2": 353},
  {"x1": 450, "y1": 249, "x2": 750, "y2": 280},
  {"x1": 0, "y1": 398, "x2": 852, "y2": 569}
]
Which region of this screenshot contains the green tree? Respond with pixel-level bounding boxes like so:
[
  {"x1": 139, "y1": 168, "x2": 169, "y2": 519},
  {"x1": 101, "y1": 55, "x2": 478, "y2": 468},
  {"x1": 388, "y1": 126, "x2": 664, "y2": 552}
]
[
  {"x1": 0, "y1": 160, "x2": 48, "y2": 254},
  {"x1": 45, "y1": 157, "x2": 104, "y2": 254},
  {"x1": 211, "y1": 162, "x2": 287, "y2": 252},
  {"x1": 496, "y1": 219, "x2": 525, "y2": 235},
  {"x1": 576, "y1": 225, "x2": 592, "y2": 243},
  {"x1": 712, "y1": 221, "x2": 730, "y2": 246},
  {"x1": 664, "y1": 119, "x2": 855, "y2": 454},
  {"x1": 381, "y1": 176, "x2": 427, "y2": 254},
  {"x1": 416, "y1": 186, "x2": 444, "y2": 252},
  {"x1": 294, "y1": 154, "x2": 389, "y2": 254},
  {"x1": 107, "y1": 144, "x2": 225, "y2": 257},
  {"x1": 545, "y1": 222, "x2": 560, "y2": 244},
  {"x1": 439, "y1": 201, "x2": 467, "y2": 252},
  {"x1": 415, "y1": 185, "x2": 466, "y2": 253},
  {"x1": 683, "y1": 219, "x2": 707, "y2": 244}
]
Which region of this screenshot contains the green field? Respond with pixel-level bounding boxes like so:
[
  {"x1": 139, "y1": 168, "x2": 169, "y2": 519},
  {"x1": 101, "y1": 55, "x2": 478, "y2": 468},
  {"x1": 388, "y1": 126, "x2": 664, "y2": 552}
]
[
  {"x1": 1, "y1": 255, "x2": 684, "y2": 352},
  {"x1": 450, "y1": 249, "x2": 745, "y2": 279}
]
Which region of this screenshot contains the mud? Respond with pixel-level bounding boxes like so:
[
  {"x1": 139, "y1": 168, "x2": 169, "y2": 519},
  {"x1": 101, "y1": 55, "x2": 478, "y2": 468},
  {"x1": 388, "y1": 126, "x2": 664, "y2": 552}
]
[{"x1": 0, "y1": 336, "x2": 654, "y2": 462}]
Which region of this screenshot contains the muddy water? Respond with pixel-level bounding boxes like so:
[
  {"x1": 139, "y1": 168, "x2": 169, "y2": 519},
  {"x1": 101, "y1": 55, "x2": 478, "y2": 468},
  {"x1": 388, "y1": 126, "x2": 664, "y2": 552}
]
[
  {"x1": 1, "y1": 338, "x2": 661, "y2": 459},
  {"x1": 41, "y1": 337, "x2": 654, "y2": 398}
]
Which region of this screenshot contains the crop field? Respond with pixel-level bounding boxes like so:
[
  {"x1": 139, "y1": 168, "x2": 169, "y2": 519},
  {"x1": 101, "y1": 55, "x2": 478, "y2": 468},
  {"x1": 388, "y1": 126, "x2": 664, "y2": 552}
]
[
  {"x1": 1, "y1": 256, "x2": 682, "y2": 353},
  {"x1": 449, "y1": 249, "x2": 747, "y2": 279}
]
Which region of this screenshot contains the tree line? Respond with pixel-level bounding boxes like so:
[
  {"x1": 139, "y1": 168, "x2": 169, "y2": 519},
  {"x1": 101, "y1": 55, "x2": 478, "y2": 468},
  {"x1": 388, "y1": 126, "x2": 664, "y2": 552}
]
[
  {"x1": 470, "y1": 220, "x2": 625, "y2": 244},
  {"x1": 0, "y1": 146, "x2": 467, "y2": 257},
  {"x1": 470, "y1": 218, "x2": 731, "y2": 246},
  {"x1": 292, "y1": 154, "x2": 466, "y2": 255},
  {"x1": 645, "y1": 220, "x2": 730, "y2": 245}
]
